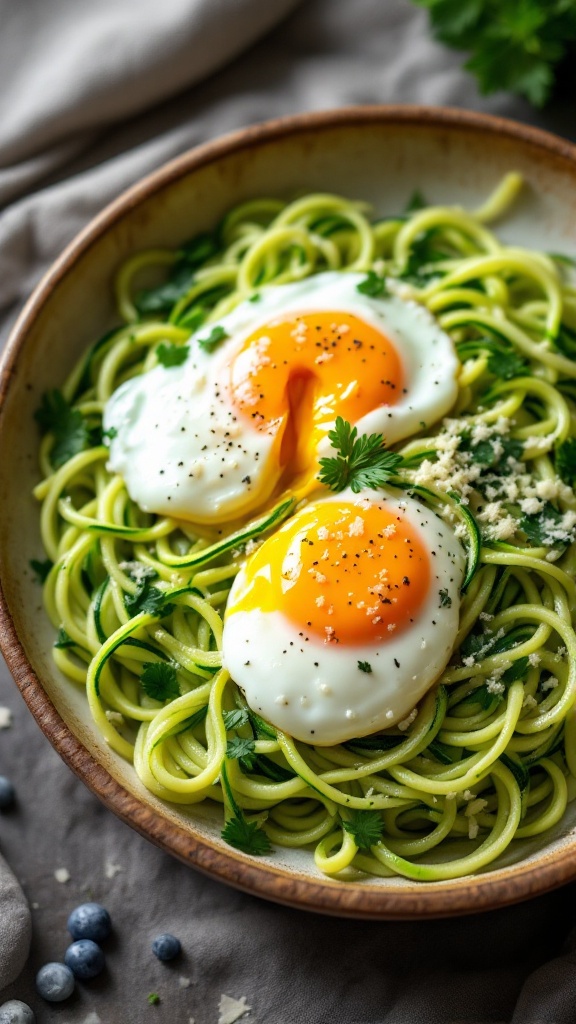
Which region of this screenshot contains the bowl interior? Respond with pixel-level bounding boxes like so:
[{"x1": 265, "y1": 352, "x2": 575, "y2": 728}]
[{"x1": 2, "y1": 109, "x2": 576, "y2": 917}]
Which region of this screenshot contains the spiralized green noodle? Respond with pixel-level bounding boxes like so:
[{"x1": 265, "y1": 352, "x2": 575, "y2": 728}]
[{"x1": 33, "y1": 173, "x2": 576, "y2": 880}]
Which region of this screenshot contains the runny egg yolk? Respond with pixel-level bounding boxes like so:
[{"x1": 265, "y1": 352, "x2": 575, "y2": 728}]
[
  {"x1": 227, "y1": 499, "x2": 431, "y2": 646},
  {"x1": 228, "y1": 311, "x2": 404, "y2": 478}
]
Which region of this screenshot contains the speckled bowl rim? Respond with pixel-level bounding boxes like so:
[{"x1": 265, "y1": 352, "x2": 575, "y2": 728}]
[{"x1": 3, "y1": 105, "x2": 576, "y2": 919}]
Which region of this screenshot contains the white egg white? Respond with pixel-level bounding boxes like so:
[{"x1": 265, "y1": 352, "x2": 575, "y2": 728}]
[
  {"x1": 104, "y1": 272, "x2": 459, "y2": 523},
  {"x1": 222, "y1": 489, "x2": 465, "y2": 746}
]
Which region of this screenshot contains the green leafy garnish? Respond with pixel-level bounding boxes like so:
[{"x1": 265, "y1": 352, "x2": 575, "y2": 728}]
[
  {"x1": 34, "y1": 389, "x2": 96, "y2": 469},
  {"x1": 461, "y1": 433, "x2": 523, "y2": 470},
  {"x1": 156, "y1": 342, "x2": 189, "y2": 367},
  {"x1": 103, "y1": 426, "x2": 118, "y2": 442},
  {"x1": 125, "y1": 578, "x2": 174, "y2": 617},
  {"x1": 147, "y1": 993, "x2": 161, "y2": 1006},
  {"x1": 54, "y1": 627, "x2": 75, "y2": 649},
  {"x1": 135, "y1": 232, "x2": 218, "y2": 317},
  {"x1": 405, "y1": 189, "x2": 427, "y2": 212},
  {"x1": 30, "y1": 558, "x2": 53, "y2": 583},
  {"x1": 221, "y1": 813, "x2": 272, "y2": 855},
  {"x1": 356, "y1": 271, "x2": 388, "y2": 297},
  {"x1": 198, "y1": 325, "x2": 229, "y2": 353},
  {"x1": 226, "y1": 737, "x2": 257, "y2": 771},
  {"x1": 501, "y1": 656, "x2": 529, "y2": 684},
  {"x1": 318, "y1": 416, "x2": 403, "y2": 494},
  {"x1": 140, "y1": 662, "x2": 180, "y2": 702},
  {"x1": 439, "y1": 589, "x2": 452, "y2": 608},
  {"x1": 486, "y1": 347, "x2": 529, "y2": 380},
  {"x1": 342, "y1": 810, "x2": 384, "y2": 850},
  {"x1": 413, "y1": 0, "x2": 576, "y2": 107},
  {"x1": 520, "y1": 502, "x2": 566, "y2": 546},
  {"x1": 357, "y1": 661, "x2": 373, "y2": 674},
  {"x1": 223, "y1": 709, "x2": 250, "y2": 730},
  {"x1": 556, "y1": 438, "x2": 576, "y2": 487}
]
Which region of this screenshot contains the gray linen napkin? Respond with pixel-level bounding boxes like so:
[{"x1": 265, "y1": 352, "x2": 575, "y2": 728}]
[{"x1": 1, "y1": 0, "x2": 576, "y2": 1021}]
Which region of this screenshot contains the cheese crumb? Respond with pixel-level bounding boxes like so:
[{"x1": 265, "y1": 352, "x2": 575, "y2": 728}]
[
  {"x1": 179, "y1": 976, "x2": 192, "y2": 988},
  {"x1": 348, "y1": 516, "x2": 365, "y2": 537},
  {"x1": 541, "y1": 676, "x2": 559, "y2": 691},
  {"x1": 104, "y1": 861, "x2": 123, "y2": 879},
  {"x1": 0, "y1": 707, "x2": 12, "y2": 729},
  {"x1": 398, "y1": 708, "x2": 418, "y2": 731},
  {"x1": 528, "y1": 652, "x2": 541, "y2": 666},
  {"x1": 54, "y1": 868, "x2": 70, "y2": 884},
  {"x1": 218, "y1": 995, "x2": 251, "y2": 1024}
]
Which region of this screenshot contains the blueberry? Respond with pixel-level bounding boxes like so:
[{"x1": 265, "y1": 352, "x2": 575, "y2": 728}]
[
  {"x1": 152, "y1": 933, "x2": 181, "y2": 961},
  {"x1": 0, "y1": 1001, "x2": 35, "y2": 1024},
  {"x1": 67, "y1": 902, "x2": 111, "y2": 943},
  {"x1": 65, "y1": 939, "x2": 105, "y2": 979},
  {"x1": 35, "y1": 962, "x2": 74, "y2": 1002},
  {"x1": 0, "y1": 777, "x2": 15, "y2": 809}
]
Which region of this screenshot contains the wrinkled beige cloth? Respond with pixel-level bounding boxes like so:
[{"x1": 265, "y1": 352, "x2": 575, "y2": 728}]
[{"x1": 2, "y1": 0, "x2": 576, "y2": 1021}]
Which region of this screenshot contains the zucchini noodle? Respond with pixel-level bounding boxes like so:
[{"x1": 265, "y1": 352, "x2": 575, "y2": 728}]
[{"x1": 33, "y1": 173, "x2": 576, "y2": 880}]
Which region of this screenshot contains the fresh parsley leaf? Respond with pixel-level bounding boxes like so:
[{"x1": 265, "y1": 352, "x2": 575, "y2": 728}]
[
  {"x1": 520, "y1": 502, "x2": 566, "y2": 546},
  {"x1": 398, "y1": 230, "x2": 447, "y2": 285},
  {"x1": 556, "y1": 438, "x2": 576, "y2": 487},
  {"x1": 318, "y1": 416, "x2": 403, "y2": 493},
  {"x1": 125, "y1": 579, "x2": 174, "y2": 617},
  {"x1": 461, "y1": 433, "x2": 523, "y2": 470},
  {"x1": 413, "y1": 0, "x2": 576, "y2": 107},
  {"x1": 102, "y1": 426, "x2": 118, "y2": 442},
  {"x1": 197, "y1": 325, "x2": 229, "y2": 353},
  {"x1": 156, "y1": 342, "x2": 189, "y2": 367},
  {"x1": 439, "y1": 588, "x2": 452, "y2": 608},
  {"x1": 223, "y1": 709, "x2": 250, "y2": 730},
  {"x1": 54, "y1": 627, "x2": 75, "y2": 649},
  {"x1": 342, "y1": 809, "x2": 384, "y2": 850},
  {"x1": 35, "y1": 389, "x2": 94, "y2": 468},
  {"x1": 140, "y1": 662, "x2": 180, "y2": 702},
  {"x1": 147, "y1": 993, "x2": 161, "y2": 1006},
  {"x1": 30, "y1": 558, "x2": 53, "y2": 583},
  {"x1": 356, "y1": 271, "x2": 388, "y2": 297},
  {"x1": 221, "y1": 813, "x2": 272, "y2": 855},
  {"x1": 357, "y1": 660, "x2": 373, "y2": 674},
  {"x1": 135, "y1": 233, "x2": 218, "y2": 318},
  {"x1": 486, "y1": 347, "x2": 528, "y2": 380},
  {"x1": 226, "y1": 737, "x2": 256, "y2": 764}
]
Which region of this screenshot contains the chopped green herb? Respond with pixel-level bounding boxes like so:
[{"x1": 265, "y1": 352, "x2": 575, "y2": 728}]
[
  {"x1": 439, "y1": 589, "x2": 452, "y2": 608},
  {"x1": 223, "y1": 709, "x2": 250, "y2": 730},
  {"x1": 156, "y1": 342, "x2": 189, "y2": 368},
  {"x1": 140, "y1": 662, "x2": 180, "y2": 702},
  {"x1": 357, "y1": 660, "x2": 373, "y2": 674},
  {"x1": 461, "y1": 433, "x2": 523, "y2": 470},
  {"x1": 405, "y1": 189, "x2": 427, "y2": 212},
  {"x1": 35, "y1": 389, "x2": 96, "y2": 468},
  {"x1": 226, "y1": 737, "x2": 256, "y2": 764},
  {"x1": 520, "y1": 502, "x2": 566, "y2": 546},
  {"x1": 221, "y1": 812, "x2": 272, "y2": 855},
  {"x1": 102, "y1": 426, "x2": 118, "y2": 442},
  {"x1": 342, "y1": 809, "x2": 384, "y2": 849},
  {"x1": 318, "y1": 416, "x2": 403, "y2": 494},
  {"x1": 248, "y1": 292, "x2": 261, "y2": 303},
  {"x1": 54, "y1": 627, "x2": 75, "y2": 649},
  {"x1": 30, "y1": 558, "x2": 53, "y2": 583},
  {"x1": 147, "y1": 993, "x2": 161, "y2": 1006},
  {"x1": 556, "y1": 438, "x2": 576, "y2": 487},
  {"x1": 486, "y1": 347, "x2": 528, "y2": 380},
  {"x1": 501, "y1": 656, "x2": 529, "y2": 684},
  {"x1": 198, "y1": 325, "x2": 229, "y2": 353},
  {"x1": 356, "y1": 271, "x2": 388, "y2": 297},
  {"x1": 125, "y1": 578, "x2": 174, "y2": 617}
]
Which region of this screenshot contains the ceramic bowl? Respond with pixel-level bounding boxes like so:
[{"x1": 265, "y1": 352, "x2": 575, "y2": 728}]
[{"x1": 2, "y1": 106, "x2": 576, "y2": 919}]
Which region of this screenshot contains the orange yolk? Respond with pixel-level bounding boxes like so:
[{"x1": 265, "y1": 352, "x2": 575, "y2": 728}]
[
  {"x1": 228, "y1": 500, "x2": 431, "y2": 646},
  {"x1": 228, "y1": 311, "x2": 404, "y2": 477}
]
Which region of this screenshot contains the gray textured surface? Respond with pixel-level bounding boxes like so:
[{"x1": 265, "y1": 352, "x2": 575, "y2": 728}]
[{"x1": 2, "y1": 0, "x2": 576, "y2": 1021}]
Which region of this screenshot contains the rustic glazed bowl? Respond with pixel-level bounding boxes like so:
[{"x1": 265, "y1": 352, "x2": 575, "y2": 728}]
[{"x1": 2, "y1": 107, "x2": 576, "y2": 919}]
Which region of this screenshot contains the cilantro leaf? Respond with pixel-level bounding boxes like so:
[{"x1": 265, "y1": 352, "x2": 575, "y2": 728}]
[
  {"x1": 357, "y1": 660, "x2": 373, "y2": 674},
  {"x1": 318, "y1": 416, "x2": 403, "y2": 493},
  {"x1": 125, "y1": 579, "x2": 174, "y2": 617},
  {"x1": 135, "y1": 232, "x2": 218, "y2": 318},
  {"x1": 486, "y1": 347, "x2": 528, "y2": 380},
  {"x1": 342, "y1": 810, "x2": 384, "y2": 850},
  {"x1": 35, "y1": 390, "x2": 94, "y2": 469},
  {"x1": 156, "y1": 342, "x2": 189, "y2": 367},
  {"x1": 197, "y1": 325, "x2": 229, "y2": 353},
  {"x1": 356, "y1": 271, "x2": 388, "y2": 297},
  {"x1": 223, "y1": 709, "x2": 250, "y2": 730},
  {"x1": 556, "y1": 438, "x2": 576, "y2": 487},
  {"x1": 221, "y1": 813, "x2": 272, "y2": 855},
  {"x1": 54, "y1": 627, "x2": 75, "y2": 649},
  {"x1": 140, "y1": 662, "x2": 180, "y2": 702},
  {"x1": 30, "y1": 558, "x2": 53, "y2": 583}
]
